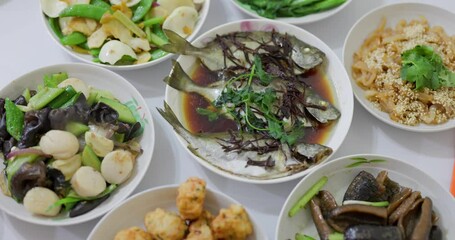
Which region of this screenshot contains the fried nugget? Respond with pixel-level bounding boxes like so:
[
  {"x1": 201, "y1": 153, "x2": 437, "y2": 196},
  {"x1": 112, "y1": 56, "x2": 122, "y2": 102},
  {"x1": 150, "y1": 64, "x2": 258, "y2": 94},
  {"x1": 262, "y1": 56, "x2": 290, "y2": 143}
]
[
  {"x1": 211, "y1": 204, "x2": 253, "y2": 240},
  {"x1": 176, "y1": 177, "x2": 206, "y2": 220},
  {"x1": 144, "y1": 208, "x2": 187, "y2": 240},
  {"x1": 114, "y1": 226, "x2": 152, "y2": 240}
]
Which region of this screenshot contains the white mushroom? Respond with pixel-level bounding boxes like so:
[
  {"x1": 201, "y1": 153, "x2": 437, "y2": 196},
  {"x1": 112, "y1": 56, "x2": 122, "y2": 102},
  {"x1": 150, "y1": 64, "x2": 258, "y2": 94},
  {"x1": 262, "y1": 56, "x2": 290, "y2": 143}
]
[
  {"x1": 39, "y1": 130, "x2": 79, "y2": 160},
  {"x1": 109, "y1": 0, "x2": 141, "y2": 7},
  {"x1": 85, "y1": 131, "x2": 114, "y2": 157},
  {"x1": 23, "y1": 187, "x2": 61, "y2": 216},
  {"x1": 157, "y1": 0, "x2": 195, "y2": 14},
  {"x1": 99, "y1": 40, "x2": 137, "y2": 65},
  {"x1": 40, "y1": 0, "x2": 68, "y2": 18},
  {"x1": 71, "y1": 166, "x2": 106, "y2": 197},
  {"x1": 58, "y1": 77, "x2": 90, "y2": 98},
  {"x1": 162, "y1": 6, "x2": 199, "y2": 38},
  {"x1": 101, "y1": 150, "x2": 134, "y2": 184},
  {"x1": 50, "y1": 154, "x2": 82, "y2": 180}
]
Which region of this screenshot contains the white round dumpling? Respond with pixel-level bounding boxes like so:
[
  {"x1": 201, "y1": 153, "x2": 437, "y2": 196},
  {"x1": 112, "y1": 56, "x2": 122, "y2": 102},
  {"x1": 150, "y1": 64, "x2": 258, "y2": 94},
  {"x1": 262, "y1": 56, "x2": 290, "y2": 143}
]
[{"x1": 162, "y1": 6, "x2": 199, "y2": 38}]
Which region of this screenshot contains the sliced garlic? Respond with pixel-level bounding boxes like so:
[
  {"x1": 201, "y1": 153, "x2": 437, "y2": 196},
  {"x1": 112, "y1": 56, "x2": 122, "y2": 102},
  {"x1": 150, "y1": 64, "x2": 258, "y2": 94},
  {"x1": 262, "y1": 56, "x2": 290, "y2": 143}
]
[
  {"x1": 99, "y1": 40, "x2": 137, "y2": 65},
  {"x1": 58, "y1": 77, "x2": 90, "y2": 98},
  {"x1": 109, "y1": 0, "x2": 141, "y2": 7},
  {"x1": 157, "y1": 0, "x2": 195, "y2": 14},
  {"x1": 85, "y1": 131, "x2": 114, "y2": 157},
  {"x1": 162, "y1": 6, "x2": 199, "y2": 38},
  {"x1": 41, "y1": 0, "x2": 68, "y2": 18}
]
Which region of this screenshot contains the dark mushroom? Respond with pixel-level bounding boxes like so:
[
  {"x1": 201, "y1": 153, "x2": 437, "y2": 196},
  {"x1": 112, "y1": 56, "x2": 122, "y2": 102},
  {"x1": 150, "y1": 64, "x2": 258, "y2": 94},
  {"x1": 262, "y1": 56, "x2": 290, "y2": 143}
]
[
  {"x1": 17, "y1": 107, "x2": 51, "y2": 149},
  {"x1": 69, "y1": 194, "x2": 110, "y2": 218},
  {"x1": 46, "y1": 168, "x2": 69, "y2": 197},
  {"x1": 89, "y1": 102, "x2": 119, "y2": 124},
  {"x1": 13, "y1": 95, "x2": 27, "y2": 106},
  {"x1": 48, "y1": 94, "x2": 90, "y2": 130},
  {"x1": 343, "y1": 171, "x2": 386, "y2": 202},
  {"x1": 317, "y1": 190, "x2": 338, "y2": 219},
  {"x1": 2, "y1": 137, "x2": 17, "y2": 158},
  {"x1": 389, "y1": 191, "x2": 421, "y2": 225},
  {"x1": 344, "y1": 225, "x2": 403, "y2": 240},
  {"x1": 327, "y1": 204, "x2": 388, "y2": 232},
  {"x1": 10, "y1": 161, "x2": 47, "y2": 201},
  {"x1": 309, "y1": 196, "x2": 333, "y2": 240},
  {"x1": 116, "y1": 121, "x2": 142, "y2": 142}
]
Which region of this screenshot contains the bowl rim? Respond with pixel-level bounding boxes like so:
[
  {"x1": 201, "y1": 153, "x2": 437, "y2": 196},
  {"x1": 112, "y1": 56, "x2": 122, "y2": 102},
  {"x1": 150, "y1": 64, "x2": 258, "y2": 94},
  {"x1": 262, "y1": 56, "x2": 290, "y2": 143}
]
[
  {"x1": 0, "y1": 63, "x2": 155, "y2": 226},
  {"x1": 39, "y1": 0, "x2": 211, "y2": 71},
  {"x1": 164, "y1": 18, "x2": 354, "y2": 184},
  {"x1": 87, "y1": 184, "x2": 266, "y2": 240},
  {"x1": 275, "y1": 153, "x2": 455, "y2": 238},
  {"x1": 342, "y1": 2, "x2": 455, "y2": 133},
  {"x1": 229, "y1": 0, "x2": 353, "y2": 25}
]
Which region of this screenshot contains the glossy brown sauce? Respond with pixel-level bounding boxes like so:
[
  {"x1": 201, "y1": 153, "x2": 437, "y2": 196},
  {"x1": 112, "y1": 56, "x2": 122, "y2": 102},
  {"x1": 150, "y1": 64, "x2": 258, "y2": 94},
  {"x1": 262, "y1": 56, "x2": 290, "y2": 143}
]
[{"x1": 183, "y1": 62, "x2": 336, "y2": 144}]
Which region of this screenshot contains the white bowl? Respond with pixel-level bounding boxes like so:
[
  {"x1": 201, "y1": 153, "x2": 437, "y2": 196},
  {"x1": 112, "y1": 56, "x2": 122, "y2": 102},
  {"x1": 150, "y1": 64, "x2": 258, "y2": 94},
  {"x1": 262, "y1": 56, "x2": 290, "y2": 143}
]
[
  {"x1": 88, "y1": 185, "x2": 267, "y2": 240},
  {"x1": 276, "y1": 154, "x2": 455, "y2": 239},
  {"x1": 343, "y1": 2, "x2": 455, "y2": 132},
  {"x1": 40, "y1": 1, "x2": 210, "y2": 70},
  {"x1": 230, "y1": 0, "x2": 352, "y2": 25},
  {"x1": 164, "y1": 19, "x2": 354, "y2": 184},
  {"x1": 0, "y1": 63, "x2": 155, "y2": 226}
]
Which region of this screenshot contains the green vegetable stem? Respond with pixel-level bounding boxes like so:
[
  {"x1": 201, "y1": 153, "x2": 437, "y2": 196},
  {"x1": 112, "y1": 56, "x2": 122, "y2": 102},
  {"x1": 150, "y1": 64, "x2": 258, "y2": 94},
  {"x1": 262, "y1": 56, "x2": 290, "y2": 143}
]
[
  {"x1": 132, "y1": 0, "x2": 154, "y2": 22},
  {"x1": 288, "y1": 175, "x2": 328, "y2": 217},
  {"x1": 4, "y1": 98, "x2": 24, "y2": 141},
  {"x1": 59, "y1": 4, "x2": 108, "y2": 21},
  {"x1": 43, "y1": 72, "x2": 68, "y2": 88}
]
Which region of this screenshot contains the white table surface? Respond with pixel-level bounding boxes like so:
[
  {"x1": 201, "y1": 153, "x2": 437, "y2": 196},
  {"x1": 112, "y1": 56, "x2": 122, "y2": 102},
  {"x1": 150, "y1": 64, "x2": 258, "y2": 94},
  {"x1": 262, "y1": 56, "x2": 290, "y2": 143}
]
[{"x1": 0, "y1": 0, "x2": 454, "y2": 239}]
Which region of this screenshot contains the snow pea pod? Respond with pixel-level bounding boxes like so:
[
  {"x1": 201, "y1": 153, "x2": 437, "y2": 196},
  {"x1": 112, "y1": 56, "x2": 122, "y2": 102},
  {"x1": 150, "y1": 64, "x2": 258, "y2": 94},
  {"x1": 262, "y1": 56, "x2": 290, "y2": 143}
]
[
  {"x1": 48, "y1": 17, "x2": 63, "y2": 39},
  {"x1": 90, "y1": 0, "x2": 111, "y2": 10},
  {"x1": 59, "y1": 4, "x2": 108, "y2": 21},
  {"x1": 60, "y1": 32, "x2": 87, "y2": 46},
  {"x1": 132, "y1": 0, "x2": 153, "y2": 22},
  {"x1": 4, "y1": 98, "x2": 24, "y2": 141}
]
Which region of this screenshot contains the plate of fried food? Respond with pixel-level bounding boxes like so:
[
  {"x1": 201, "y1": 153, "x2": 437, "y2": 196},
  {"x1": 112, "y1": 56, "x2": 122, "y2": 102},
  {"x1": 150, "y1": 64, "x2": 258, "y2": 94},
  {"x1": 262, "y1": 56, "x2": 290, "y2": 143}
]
[
  {"x1": 88, "y1": 177, "x2": 266, "y2": 240},
  {"x1": 343, "y1": 2, "x2": 455, "y2": 132},
  {"x1": 276, "y1": 154, "x2": 455, "y2": 239},
  {"x1": 159, "y1": 19, "x2": 353, "y2": 184}
]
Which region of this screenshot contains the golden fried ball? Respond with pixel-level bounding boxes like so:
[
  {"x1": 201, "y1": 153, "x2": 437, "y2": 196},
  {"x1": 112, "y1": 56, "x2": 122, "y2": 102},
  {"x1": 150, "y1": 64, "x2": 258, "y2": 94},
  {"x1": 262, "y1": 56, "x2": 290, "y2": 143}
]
[
  {"x1": 176, "y1": 177, "x2": 206, "y2": 220},
  {"x1": 186, "y1": 210, "x2": 215, "y2": 240},
  {"x1": 211, "y1": 204, "x2": 253, "y2": 240},
  {"x1": 114, "y1": 226, "x2": 152, "y2": 240},
  {"x1": 144, "y1": 208, "x2": 187, "y2": 240}
]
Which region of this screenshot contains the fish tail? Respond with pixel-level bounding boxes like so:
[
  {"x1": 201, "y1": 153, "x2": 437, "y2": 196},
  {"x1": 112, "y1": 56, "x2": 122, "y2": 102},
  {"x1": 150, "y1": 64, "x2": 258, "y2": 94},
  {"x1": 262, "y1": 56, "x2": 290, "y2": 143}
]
[
  {"x1": 160, "y1": 29, "x2": 199, "y2": 54},
  {"x1": 164, "y1": 60, "x2": 195, "y2": 92},
  {"x1": 157, "y1": 102, "x2": 188, "y2": 136}
]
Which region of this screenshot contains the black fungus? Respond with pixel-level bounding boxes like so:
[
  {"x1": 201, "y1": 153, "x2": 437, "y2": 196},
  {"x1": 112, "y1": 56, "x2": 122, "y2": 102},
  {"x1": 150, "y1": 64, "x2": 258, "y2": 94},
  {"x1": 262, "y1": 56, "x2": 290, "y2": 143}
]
[
  {"x1": 0, "y1": 98, "x2": 10, "y2": 142},
  {"x1": 18, "y1": 108, "x2": 51, "y2": 149},
  {"x1": 2, "y1": 137, "x2": 17, "y2": 158},
  {"x1": 116, "y1": 121, "x2": 142, "y2": 142},
  {"x1": 48, "y1": 95, "x2": 90, "y2": 130},
  {"x1": 13, "y1": 96, "x2": 27, "y2": 106},
  {"x1": 69, "y1": 194, "x2": 110, "y2": 218},
  {"x1": 89, "y1": 102, "x2": 119, "y2": 124},
  {"x1": 46, "y1": 168, "x2": 69, "y2": 197},
  {"x1": 10, "y1": 161, "x2": 47, "y2": 202}
]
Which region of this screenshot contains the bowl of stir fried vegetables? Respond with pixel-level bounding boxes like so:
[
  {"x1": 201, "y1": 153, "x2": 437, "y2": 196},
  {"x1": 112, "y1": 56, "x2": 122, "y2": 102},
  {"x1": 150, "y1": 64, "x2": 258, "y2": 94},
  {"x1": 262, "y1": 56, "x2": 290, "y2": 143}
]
[
  {"x1": 0, "y1": 63, "x2": 155, "y2": 225},
  {"x1": 230, "y1": 0, "x2": 352, "y2": 25},
  {"x1": 40, "y1": 0, "x2": 210, "y2": 70},
  {"x1": 160, "y1": 19, "x2": 354, "y2": 184}
]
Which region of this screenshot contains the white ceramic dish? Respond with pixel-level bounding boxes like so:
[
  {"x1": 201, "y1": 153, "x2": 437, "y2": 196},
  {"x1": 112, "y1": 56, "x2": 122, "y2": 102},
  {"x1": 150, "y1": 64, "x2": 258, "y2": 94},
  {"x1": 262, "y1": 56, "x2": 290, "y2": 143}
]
[
  {"x1": 88, "y1": 185, "x2": 267, "y2": 240},
  {"x1": 230, "y1": 0, "x2": 352, "y2": 25},
  {"x1": 40, "y1": 0, "x2": 210, "y2": 70},
  {"x1": 164, "y1": 19, "x2": 354, "y2": 184},
  {"x1": 276, "y1": 154, "x2": 455, "y2": 239},
  {"x1": 0, "y1": 63, "x2": 155, "y2": 226},
  {"x1": 343, "y1": 2, "x2": 455, "y2": 132}
]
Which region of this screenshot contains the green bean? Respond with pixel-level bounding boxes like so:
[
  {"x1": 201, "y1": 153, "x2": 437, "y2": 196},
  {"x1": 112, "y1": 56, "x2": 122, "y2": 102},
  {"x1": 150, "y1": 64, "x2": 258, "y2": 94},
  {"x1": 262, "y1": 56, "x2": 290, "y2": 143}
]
[
  {"x1": 4, "y1": 98, "x2": 24, "y2": 141},
  {"x1": 48, "y1": 17, "x2": 63, "y2": 39},
  {"x1": 152, "y1": 23, "x2": 168, "y2": 42},
  {"x1": 90, "y1": 0, "x2": 111, "y2": 10},
  {"x1": 59, "y1": 4, "x2": 108, "y2": 21},
  {"x1": 147, "y1": 32, "x2": 167, "y2": 46},
  {"x1": 150, "y1": 49, "x2": 168, "y2": 60},
  {"x1": 288, "y1": 176, "x2": 328, "y2": 217},
  {"x1": 132, "y1": 0, "x2": 153, "y2": 22},
  {"x1": 60, "y1": 32, "x2": 87, "y2": 46},
  {"x1": 141, "y1": 16, "x2": 165, "y2": 27}
]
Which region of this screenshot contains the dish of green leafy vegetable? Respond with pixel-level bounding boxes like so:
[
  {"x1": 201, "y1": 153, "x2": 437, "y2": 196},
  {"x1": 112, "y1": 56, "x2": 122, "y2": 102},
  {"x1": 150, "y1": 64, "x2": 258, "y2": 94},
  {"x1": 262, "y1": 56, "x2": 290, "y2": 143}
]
[{"x1": 231, "y1": 0, "x2": 351, "y2": 24}]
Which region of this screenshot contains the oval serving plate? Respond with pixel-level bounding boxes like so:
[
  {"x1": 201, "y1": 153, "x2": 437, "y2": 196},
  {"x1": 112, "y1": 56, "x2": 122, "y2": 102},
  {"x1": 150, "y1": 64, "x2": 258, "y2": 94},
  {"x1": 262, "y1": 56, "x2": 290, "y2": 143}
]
[
  {"x1": 163, "y1": 19, "x2": 354, "y2": 184},
  {"x1": 276, "y1": 154, "x2": 455, "y2": 239},
  {"x1": 0, "y1": 63, "x2": 155, "y2": 226}
]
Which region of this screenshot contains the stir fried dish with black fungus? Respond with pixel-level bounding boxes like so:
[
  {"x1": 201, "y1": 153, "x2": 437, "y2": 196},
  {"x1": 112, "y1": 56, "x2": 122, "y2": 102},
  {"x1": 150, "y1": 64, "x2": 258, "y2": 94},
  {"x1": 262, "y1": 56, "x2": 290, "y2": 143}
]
[
  {"x1": 159, "y1": 29, "x2": 340, "y2": 179},
  {"x1": 291, "y1": 170, "x2": 442, "y2": 240},
  {"x1": 0, "y1": 72, "x2": 143, "y2": 218}
]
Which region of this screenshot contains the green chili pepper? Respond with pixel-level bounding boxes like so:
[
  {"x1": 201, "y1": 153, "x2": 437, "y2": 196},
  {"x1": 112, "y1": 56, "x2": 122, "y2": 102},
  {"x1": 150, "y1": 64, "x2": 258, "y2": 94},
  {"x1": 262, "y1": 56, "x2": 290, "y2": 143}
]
[
  {"x1": 132, "y1": 0, "x2": 153, "y2": 22},
  {"x1": 90, "y1": 0, "x2": 111, "y2": 10},
  {"x1": 59, "y1": 4, "x2": 108, "y2": 21},
  {"x1": 4, "y1": 98, "x2": 24, "y2": 141},
  {"x1": 60, "y1": 32, "x2": 87, "y2": 46},
  {"x1": 48, "y1": 17, "x2": 64, "y2": 39}
]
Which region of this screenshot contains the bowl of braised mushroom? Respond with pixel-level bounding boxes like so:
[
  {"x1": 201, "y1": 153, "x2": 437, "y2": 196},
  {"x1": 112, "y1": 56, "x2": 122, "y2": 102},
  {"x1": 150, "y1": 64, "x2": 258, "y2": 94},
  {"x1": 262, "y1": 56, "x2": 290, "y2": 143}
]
[
  {"x1": 276, "y1": 154, "x2": 455, "y2": 239},
  {"x1": 0, "y1": 63, "x2": 154, "y2": 225}
]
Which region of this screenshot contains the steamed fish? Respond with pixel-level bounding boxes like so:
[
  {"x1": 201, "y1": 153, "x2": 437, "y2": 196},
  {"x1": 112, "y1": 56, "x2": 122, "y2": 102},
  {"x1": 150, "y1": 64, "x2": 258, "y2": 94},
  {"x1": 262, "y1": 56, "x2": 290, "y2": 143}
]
[
  {"x1": 161, "y1": 29, "x2": 325, "y2": 73},
  {"x1": 158, "y1": 103, "x2": 332, "y2": 179}
]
